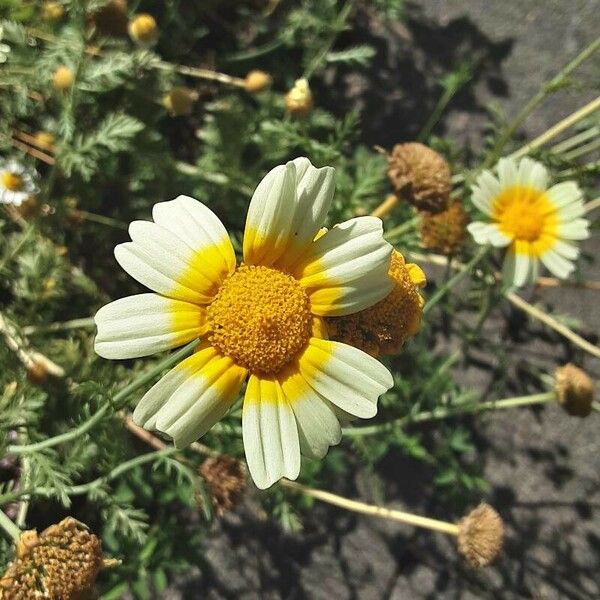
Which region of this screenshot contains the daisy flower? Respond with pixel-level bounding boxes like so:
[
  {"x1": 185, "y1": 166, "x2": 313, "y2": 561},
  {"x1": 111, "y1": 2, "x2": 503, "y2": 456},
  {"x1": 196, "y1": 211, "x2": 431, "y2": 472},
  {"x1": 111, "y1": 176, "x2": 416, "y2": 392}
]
[
  {"x1": 95, "y1": 157, "x2": 395, "y2": 489},
  {"x1": 0, "y1": 159, "x2": 39, "y2": 206},
  {"x1": 467, "y1": 157, "x2": 590, "y2": 287}
]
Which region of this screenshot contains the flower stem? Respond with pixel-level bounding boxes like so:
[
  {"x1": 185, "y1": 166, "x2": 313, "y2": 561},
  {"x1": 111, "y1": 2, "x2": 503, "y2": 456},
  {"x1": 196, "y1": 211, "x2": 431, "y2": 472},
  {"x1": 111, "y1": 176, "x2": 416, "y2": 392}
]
[
  {"x1": 0, "y1": 508, "x2": 20, "y2": 541},
  {"x1": 343, "y1": 392, "x2": 556, "y2": 437},
  {"x1": 423, "y1": 245, "x2": 490, "y2": 316},
  {"x1": 383, "y1": 216, "x2": 419, "y2": 240},
  {"x1": 7, "y1": 340, "x2": 199, "y2": 455},
  {"x1": 22, "y1": 317, "x2": 96, "y2": 336},
  {"x1": 281, "y1": 480, "x2": 459, "y2": 535},
  {"x1": 418, "y1": 85, "x2": 457, "y2": 141},
  {"x1": 484, "y1": 37, "x2": 600, "y2": 167},
  {"x1": 550, "y1": 124, "x2": 600, "y2": 155},
  {"x1": 77, "y1": 210, "x2": 128, "y2": 230}
]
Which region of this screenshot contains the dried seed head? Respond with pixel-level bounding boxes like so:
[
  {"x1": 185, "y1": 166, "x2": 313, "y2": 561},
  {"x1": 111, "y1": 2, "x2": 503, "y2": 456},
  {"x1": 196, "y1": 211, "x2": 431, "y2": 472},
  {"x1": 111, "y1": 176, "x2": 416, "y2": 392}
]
[
  {"x1": 387, "y1": 142, "x2": 451, "y2": 213},
  {"x1": 420, "y1": 199, "x2": 469, "y2": 255},
  {"x1": 93, "y1": 0, "x2": 128, "y2": 37},
  {"x1": 52, "y1": 66, "x2": 74, "y2": 91},
  {"x1": 555, "y1": 363, "x2": 594, "y2": 418},
  {"x1": 0, "y1": 517, "x2": 114, "y2": 600},
  {"x1": 198, "y1": 456, "x2": 246, "y2": 516},
  {"x1": 457, "y1": 503, "x2": 504, "y2": 568},
  {"x1": 285, "y1": 78, "x2": 313, "y2": 118},
  {"x1": 162, "y1": 87, "x2": 198, "y2": 116},
  {"x1": 128, "y1": 13, "x2": 159, "y2": 47},
  {"x1": 245, "y1": 70, "x2": 272, "y2": 93},
  {"x1": 326, "y1": 251, "x2": 426, "y2": 356},
  {"x1": 41, "y1": 2, "x2": 65, "y2": 22}
]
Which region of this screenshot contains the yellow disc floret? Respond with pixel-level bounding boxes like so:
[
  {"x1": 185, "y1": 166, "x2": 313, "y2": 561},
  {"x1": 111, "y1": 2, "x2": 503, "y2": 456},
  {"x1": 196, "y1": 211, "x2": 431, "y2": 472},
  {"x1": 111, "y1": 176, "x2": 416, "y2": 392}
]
[
  {"x1": 2, "y1": 171, "x2": 23, "y2": 192},
  {"x1": 207, "y1": 265, "x2": 312, "y2": 374},
  {"x1": 493, "y1": 186, "x2": 556, "y2": 243},
  {"x1": 128, "y1": 14, "x2": 159, "y2": 47},
  {"x1": 326, "y1": 251, "x2": 426, "y2": 356}
]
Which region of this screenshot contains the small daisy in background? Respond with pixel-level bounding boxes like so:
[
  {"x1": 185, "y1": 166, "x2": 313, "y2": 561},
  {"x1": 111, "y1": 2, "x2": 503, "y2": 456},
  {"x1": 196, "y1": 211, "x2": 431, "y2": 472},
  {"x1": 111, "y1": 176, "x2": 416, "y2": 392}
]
[
  {"x1": 0, "y1": 158, "x2": 39, "y2": 206},
  {"x1": 467, "y1": 157, "x2": 590, "y2": 288},
  {"x1": 95, "y1": 157, "x2": 395, "y2": 489}
]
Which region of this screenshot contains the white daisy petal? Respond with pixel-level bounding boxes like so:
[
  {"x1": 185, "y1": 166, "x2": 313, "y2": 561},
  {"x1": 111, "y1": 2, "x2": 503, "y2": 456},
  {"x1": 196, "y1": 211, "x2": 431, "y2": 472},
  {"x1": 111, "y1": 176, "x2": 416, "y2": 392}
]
[
  {"x1": 517, "y1": 157, "x2": 548, "y2": 190},
  {"x1": 293, "y1": 217, "x2": 393, "y2": 316},
  {"x1": 471, "y1": 170, "x2": 501, "y2": 216},
  {"x1": 115, "y1": 220, "x2": 229, "y2": 304},
  {"x1": 467, "y1": 222, "x2": 511, "y2": 247},
  {"x1": 152, "y1": 195, "x2": 236, "y2": 275},
  {"x1": 552, "y1": 239, "x2": 579, "y2": 261},
  {"x1": 280, "y1": 369, "x2": 342, "y2": 459},
  {"x1": 540, "y1": 248, "x2": 575, "y2": 279},
  {"x1": 298, "y1": 338, "x2": 393, "y2": 419},
  {"x1": 546, "y1": 182, "x2": 583, "y2": 208},
  {"x1": 243, "y1": 375, "x2": 301, "y2": 489},
  {"x1": 497, "y1": 157, "x2": 519, "y2": 187},
  {"x1": 94, "y1": 293, "x2": 207, "y2": 359},
  {"x1": 558, "y1": 219, "x2": 590, "y2": 241}
]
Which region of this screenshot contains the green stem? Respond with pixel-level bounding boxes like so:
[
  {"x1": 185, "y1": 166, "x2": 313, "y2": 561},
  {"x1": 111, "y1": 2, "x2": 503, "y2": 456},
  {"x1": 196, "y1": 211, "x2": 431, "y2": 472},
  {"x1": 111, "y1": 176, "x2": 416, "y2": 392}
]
[
  {"x1": 0, "y1": 224, "x2": 35, "y2": 274},
  {"x1": 0, "y1": 508, "x2": 20, "y2": 541},
  {"x1": 484, "y1": 37, "x2": 600, "y2": 167},
  {"x1": 418, "y1": 86, "x2": 456, "y2": 141},
  {"x1": 383, "y1": 216, "x2": 420, "y2": 241},
  {"x1": 22, "y1": 317, "x2": 96, "y2": 336},
  {"x1": 550, "y1": 125, "x2": 600, "y2": 154},
  {"x1": 7, "y1": 340, "x2": 199, "y2": 455},
  {"x1": 77, "y1": 210, "x2": 128, "y2": 230},
  {"x1": 423, "y1": 245, "x2": 490, "y2": 316},
  {"x1": 562, "y1": 137, "x2": 600, "y2": 161},
  {"x1": 344, "y1": 391, "x2": 556, "y2": 437}
]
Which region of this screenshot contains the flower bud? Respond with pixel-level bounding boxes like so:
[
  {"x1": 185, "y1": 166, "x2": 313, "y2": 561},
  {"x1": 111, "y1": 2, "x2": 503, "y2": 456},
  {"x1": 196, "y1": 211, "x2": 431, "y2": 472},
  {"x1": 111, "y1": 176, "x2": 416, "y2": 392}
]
[
  {"x1": 52, "y1": 66, "x2": 74, "y2": 91},
  {"x1": 128, "y1": 13, "x2": 159, "y2": 47},
  {"x1": 162, "y1": 87, "x2": 198, "y2": 116},
  {"x1": 285, "y1": 78, "x2": 313, "y2": 118},
  {"x1": 555, "y1": 363, "x2": 594, "y2": 417},
  {"x1": 244, "y1": 70, "x2": 272, "y2": 93},
  {"x1": 41, "y1": 1, "x2": 65, "y2": 22}
]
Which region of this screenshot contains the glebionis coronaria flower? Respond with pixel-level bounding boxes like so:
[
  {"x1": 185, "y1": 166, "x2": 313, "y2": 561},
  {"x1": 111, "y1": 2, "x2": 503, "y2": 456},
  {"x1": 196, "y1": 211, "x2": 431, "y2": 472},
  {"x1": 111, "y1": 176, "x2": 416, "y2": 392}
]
[{"x1": 94, "y1": 157, "x2": 394, "y2": 489}]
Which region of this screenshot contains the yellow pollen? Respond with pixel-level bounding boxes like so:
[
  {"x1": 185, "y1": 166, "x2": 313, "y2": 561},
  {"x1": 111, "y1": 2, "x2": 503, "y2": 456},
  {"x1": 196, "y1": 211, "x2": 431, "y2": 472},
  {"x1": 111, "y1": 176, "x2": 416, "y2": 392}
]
[
  {"x1": 207, "y1": 265, "x2": 312, "y2": 375},
  {"x1": 493, "y1": 185, "x2": 555, "y2": 242},
  {"x1": 2, "y1": 171, "x2": 24, "y2": 192}
]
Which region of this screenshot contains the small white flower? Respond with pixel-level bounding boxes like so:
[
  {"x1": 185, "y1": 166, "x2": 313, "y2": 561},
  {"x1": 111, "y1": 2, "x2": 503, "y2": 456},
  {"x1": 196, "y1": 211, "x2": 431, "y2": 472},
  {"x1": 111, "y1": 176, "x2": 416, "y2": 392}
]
[
  {"x1": 94, "y1": 157, "x2": 394, "y2": 489},
  {"x1": 0, "y1": 159, "x2": 39, "y2": 206},
  {"x1": 467, "y1": 157, "x2": 590, "y2": 288}
]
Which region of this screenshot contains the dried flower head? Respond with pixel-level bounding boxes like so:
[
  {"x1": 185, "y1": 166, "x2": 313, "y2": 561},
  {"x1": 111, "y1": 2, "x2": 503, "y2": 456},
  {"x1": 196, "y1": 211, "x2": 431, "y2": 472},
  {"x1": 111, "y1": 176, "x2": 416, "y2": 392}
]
[
  {"x1": 326, "y1": 250, "x2": 426, "y2": 356},
  {"x1": 128, "y1": 13, "x2": 159, "y2": 47},
  {"x1": 387, "y1": 142, "x2": 451, "y2": 213},
  {"x1": 420, "y1": 199, "x2": 469, "y2": 255},
  {"x1": 457, "y1": 503, "x2": 504, "y2": 568},
  {"x1": 0, "y1": 517, "x2": 114, "y2": 600},
  {"x1": 198, "y1": 456, "x2": 246, "y2": 516},
  {"x1": 93, "y1": 0, "x2": 128, "y2": 36},
  {"x1": 41, "y1": 1, "x2": 65, "y2": 22},
  {"x1": 162, "y1": 87, "x2": 198, "y2": 116},
  {"x1": 245, "y1": 70, "x2": 272, "y2": 93},
  {"x1": 285, "y1": 78, "x2": 313, "y2": 118},
  {"x1": 555, "y1": 363, "x2": 594, "y2": 418},
  {"x1": 52, "y1": 65, "x2": 74, "y2": 91}
]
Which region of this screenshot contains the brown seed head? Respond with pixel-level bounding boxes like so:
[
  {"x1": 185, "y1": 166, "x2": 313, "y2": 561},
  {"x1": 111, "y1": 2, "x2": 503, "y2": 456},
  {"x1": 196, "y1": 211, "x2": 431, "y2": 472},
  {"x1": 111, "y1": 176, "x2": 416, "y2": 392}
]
[
  {"x1": 245, "y1": 70, "x2": 272, "y2": 93},
  {"x1": 93, "y1": 0, "x2": 128, "y2": 36},
  {"x1": 0, "y1": 517, "x2": 113, "y2": 600},
  {"x1": 285, "y1": 78, "x2": 313, "y2": 118},
  {"x1": 420, "y1": 198, "x2": 470, "y2": 255},
  {"x1": 326, "y1": 250, "x2": 426, "y2": 356},
  {"x1": 128, "y1": 13, "x2": 159, "y2": 47},
  {"x1": 198, "y1": 456, "x2": 246, "y2": 516},
  {"x1": 555, "y1": 363, "x2": 594, "y2": 418},
  {"x1": 387, "y1": 142, "x2": 451, "y2": 213},
  {"x1": 162, "y1": 87, "x2": 198, "y2": 116},
  {"x1": 457, "y1": 503, "x2": 504, "y2": 568},
  {"x1": 52, "y1": 66, "x2": 74, "y2": 91},
  {"x1": 41, "y1": 1, "x2": 65, "y2": 22}
]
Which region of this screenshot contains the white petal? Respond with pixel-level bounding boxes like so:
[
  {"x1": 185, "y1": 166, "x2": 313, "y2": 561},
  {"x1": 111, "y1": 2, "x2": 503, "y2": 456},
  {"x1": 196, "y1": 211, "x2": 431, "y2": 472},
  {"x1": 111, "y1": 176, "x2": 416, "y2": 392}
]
[
  {"x1": 138, "y1": 347, "x2": 246, "y2": 448},
  {"x1": 298, "y1": 338, "x2": 393, "y2": 419},
  {"x1": 280, "y1": 370, "x2": 342, "y2": 459},
  {"x1": 511, "y1": 241, "x2": 535, "y2": 288},
  {"x1": 243, "y1": 161, "x2": 297, "y2": 266},
  {"x1": 115, "y1": 220, "x2": 226, "y2": 304},
  {"x1": 471, "y1": 170, "x2": 501, "y2": 216},
  {"x1": 502, "y1": 251, "x2": 516, "y2": 287},
  {"x1": 497, "y1": 157, "x2": 519, "y2": 187},
  {"x1": 293, "y1": 217, "x2": 393, "y2": 316},
  {"x1": 546, "y1": 182, "x2": 583, "y2": 208},
  {"x1": 152, "y1": 195, "x2": 236, "y2": 275},
  {"x1": 243, "y1": 376, "x2": 301, "y2": 489},
  {"x1": 540, "y1": 248, "x2": 575, "y2": 279},
  {"x1": 94, "y1": 293, "x2": 206, "y2": 359},
  {"x1": 558, "y1": 219, "x2": 590, "y2": 241},
  {"x1": 517, "y1": 157, "x2": 548, "y2": 190},
  {"x1": 552, "y1": 239, "x2": 579, "y2": 261},
  {"x1": 467, "y1": 222, "x2": 511, "y2": 247}
]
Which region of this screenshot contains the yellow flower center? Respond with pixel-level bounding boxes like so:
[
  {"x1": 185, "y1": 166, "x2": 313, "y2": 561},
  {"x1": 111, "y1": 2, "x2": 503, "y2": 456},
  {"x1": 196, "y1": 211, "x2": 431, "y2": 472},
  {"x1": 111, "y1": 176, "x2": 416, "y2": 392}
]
[
  {"x1": 493, "y1": 185, "x2": 555, "y2": 242},
  {"x1": 2, "y1": 171, "x2": 24, "y2": 192},
  {"x1": 130, "y1": 14, "x2": 158, "y2": 43},
  {"x1": 207, "y1": 265, "x2": 312, "y2": 375}
]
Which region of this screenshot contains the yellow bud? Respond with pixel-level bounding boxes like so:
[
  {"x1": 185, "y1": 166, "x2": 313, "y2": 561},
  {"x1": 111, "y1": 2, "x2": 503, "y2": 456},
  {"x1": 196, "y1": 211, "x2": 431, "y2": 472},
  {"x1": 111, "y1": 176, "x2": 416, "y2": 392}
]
[
  {"x1": 128, "y1": 13, "x2": 159, "y2": 47},
  {"x1": 34, "y1": 131, "x2": 55, "y2": 150},
  {"x1": 162, "y1": 87, "x2": 198, "y2": 116},
  {"x1": 244, "y1": 70, "x2": 272, "y2": 93},
  {"x1": 41, "y1": 1, "x2": 65, "y2": 22},
  {"x1": 52, "y1": 66, "x2": 74, "y2": 91},
  {"x1": 285, "y1": 78, "x2": 313, "y2": 118}
]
